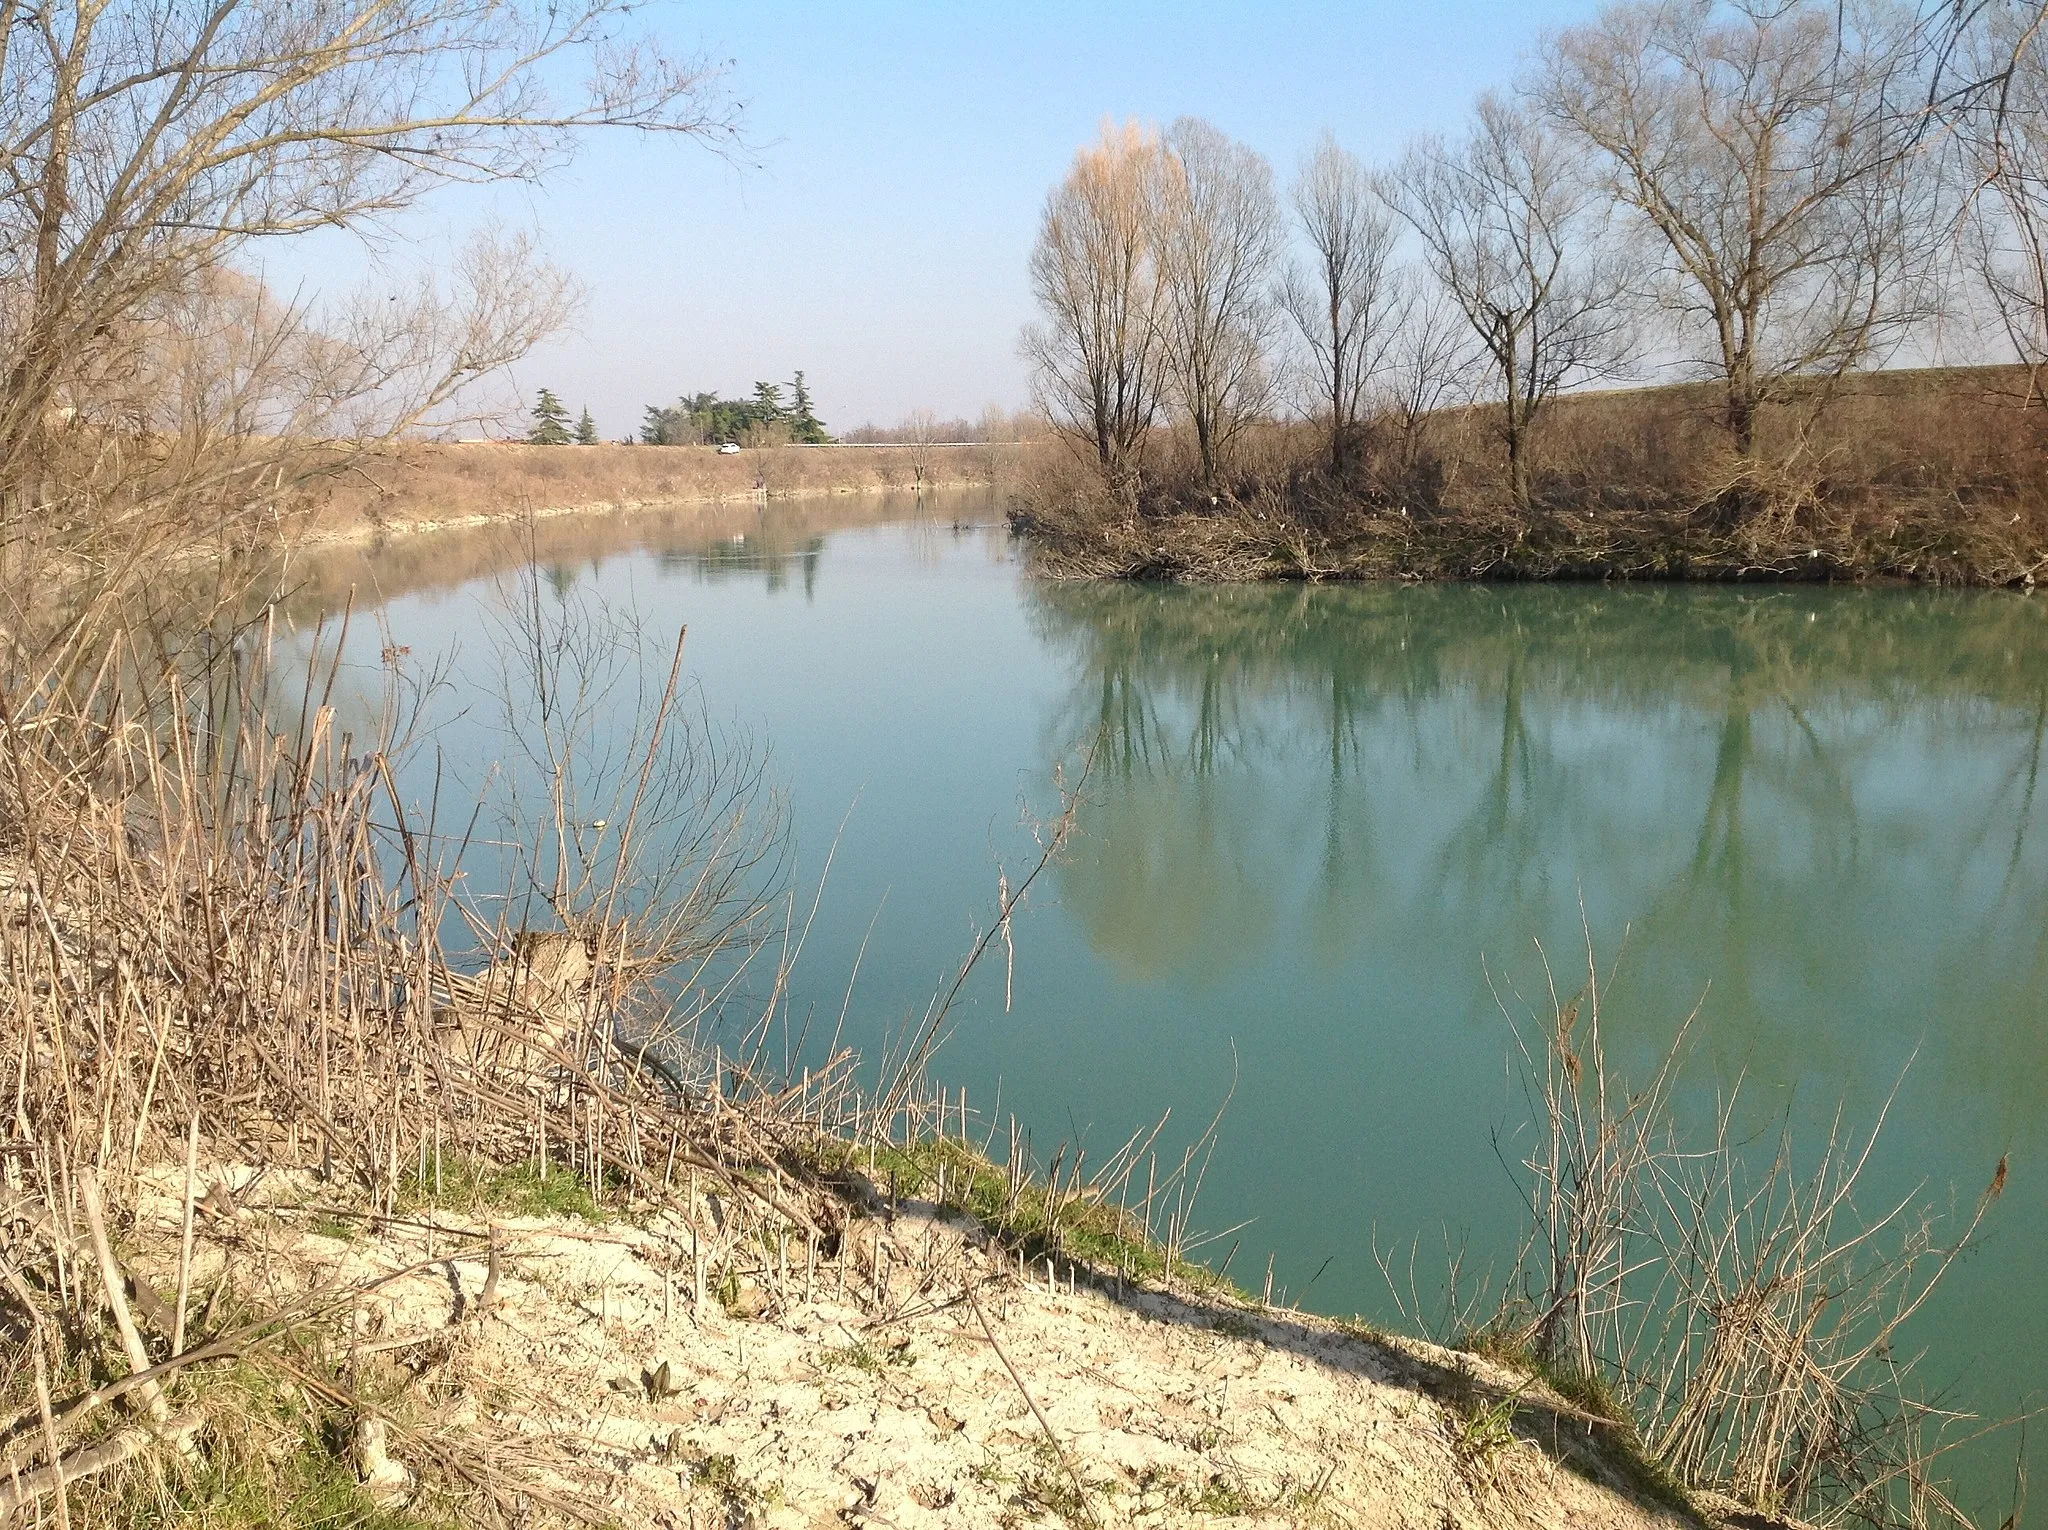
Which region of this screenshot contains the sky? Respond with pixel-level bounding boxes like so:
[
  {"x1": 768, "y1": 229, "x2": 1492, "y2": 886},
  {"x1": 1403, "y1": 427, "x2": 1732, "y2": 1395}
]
[{"x1": 312, "y1": 1, "x2": 1614, "y2": 439}]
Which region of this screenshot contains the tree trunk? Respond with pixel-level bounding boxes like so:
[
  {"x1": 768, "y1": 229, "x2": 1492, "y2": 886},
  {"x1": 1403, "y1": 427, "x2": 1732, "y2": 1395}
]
[
  {"x1": 1725, "y1": 386, "x2": 1756, "y2": 457},
  {"x1": 1328, "y1": 290, "x2": 1347, "y2": 479},
  {"x1": 1504, "y1": 402, "x2": 1531, "y2": 513}
]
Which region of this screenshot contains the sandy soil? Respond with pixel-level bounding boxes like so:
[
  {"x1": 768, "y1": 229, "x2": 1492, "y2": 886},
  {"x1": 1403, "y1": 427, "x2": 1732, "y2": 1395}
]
[{"x1": 124, "y1": 1166, "x2": 1718, "y2": 1530}]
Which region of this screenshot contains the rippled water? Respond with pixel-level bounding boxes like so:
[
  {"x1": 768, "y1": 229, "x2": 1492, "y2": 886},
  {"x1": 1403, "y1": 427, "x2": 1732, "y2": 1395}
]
[{"x1": 294, "y1": 489, "x2": 2046, "y2": 1513}]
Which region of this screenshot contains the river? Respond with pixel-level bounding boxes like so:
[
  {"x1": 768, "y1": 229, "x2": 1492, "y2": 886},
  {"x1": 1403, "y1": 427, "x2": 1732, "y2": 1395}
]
[{"x1": 290, "y1": 487, "x2": 2045, "y2": 1516}]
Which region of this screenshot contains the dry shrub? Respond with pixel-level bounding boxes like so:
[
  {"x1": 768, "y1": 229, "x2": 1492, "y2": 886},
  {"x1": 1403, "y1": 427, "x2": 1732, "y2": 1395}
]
[
  {"x1": 1014, "y1": 366, "x2": 2048, "y2": 586},
  {"x1": 1476, "y1": 945, "x2": 2013, "y2": 1529},
  {"x1": 0, "y1": 563, "x2": 845, "y2": 1522},
  {"x1": 0, "y1": 538, "x2": 1111, "y2": 1523}
]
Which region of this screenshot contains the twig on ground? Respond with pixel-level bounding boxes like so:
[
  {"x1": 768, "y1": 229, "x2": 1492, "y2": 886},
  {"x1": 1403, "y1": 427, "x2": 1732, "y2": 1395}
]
[{"x1": 962, "y1": 1277, "x2": 1101, "y2": 1530}]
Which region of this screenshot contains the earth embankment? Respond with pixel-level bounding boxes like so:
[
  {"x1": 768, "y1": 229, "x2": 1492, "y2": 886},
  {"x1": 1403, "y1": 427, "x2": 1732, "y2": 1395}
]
[{"x1": 300, "y1": 440, "x2": 1034, "y2": 543}]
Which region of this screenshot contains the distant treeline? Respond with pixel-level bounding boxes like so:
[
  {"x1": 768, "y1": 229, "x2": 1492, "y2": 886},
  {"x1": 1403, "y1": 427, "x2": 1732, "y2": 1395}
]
[
  {"x1": 838, "y1": 406, "x2": 1048, "y2": 445},
  {"x1": 639, "y1": 373, "x2": 830, "y2": 446}
]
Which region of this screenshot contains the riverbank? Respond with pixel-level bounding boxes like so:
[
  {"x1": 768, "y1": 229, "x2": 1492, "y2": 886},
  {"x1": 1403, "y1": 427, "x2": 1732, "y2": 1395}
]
[
  {"x1": 1011, "y1": 490, "x2": 2048, "y2": 585},
  {"x1": 66, "y1": 1149, "x2": 1726, "y2": 1530},
  {"x1": 1011, "y1": 366, "x2": 2048, "y2": 587},
  {"x1": 8, "y1": 503, "x2": 2008, "y2": 1529},
  {"x1": 294, "y1": 440, "x2": 1033, "y2": 547},
  {"x1": 0, "y1": 804, "x2": 1765, "y2": 1528},
  {"x1": 2, "y1": 718, "x2": 1996, "y2": 1528},
  {"x1": 263, "y1": 490, "x2": 1000, "y2": 624}
]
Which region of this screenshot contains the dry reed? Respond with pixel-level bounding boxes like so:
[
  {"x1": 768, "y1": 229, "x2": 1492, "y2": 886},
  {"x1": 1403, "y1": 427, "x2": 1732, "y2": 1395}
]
[{"x1": 1468, "y1": 934, "x2": 2019, "y2": 1529}]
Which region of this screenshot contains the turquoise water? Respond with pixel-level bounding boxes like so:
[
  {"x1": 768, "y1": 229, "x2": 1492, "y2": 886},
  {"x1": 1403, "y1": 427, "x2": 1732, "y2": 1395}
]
[{"x1": 298, "y1": 490, "x2": 2045, "y2": 1514}]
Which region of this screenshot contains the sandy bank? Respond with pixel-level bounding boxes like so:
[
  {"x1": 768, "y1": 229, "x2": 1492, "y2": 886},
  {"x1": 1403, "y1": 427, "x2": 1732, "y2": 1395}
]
[
  {"x1": 113, "y1": 1163, "x2": 1743, "y2": 1530},
  {"x1": 294, "y1": 440, "x2": 1037, "y2": 547}
]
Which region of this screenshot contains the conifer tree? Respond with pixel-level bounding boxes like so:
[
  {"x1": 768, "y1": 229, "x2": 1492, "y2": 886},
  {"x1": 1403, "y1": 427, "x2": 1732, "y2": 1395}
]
[
  {"x1": 527, "y1": 388, "x2": 572, "y2": 445},
  {"x1": 575, "y1": 406, "x2": 599, "y2": 445},
  {"x1": 789, "y1": 370, "x2": 830, "y2": 443}
]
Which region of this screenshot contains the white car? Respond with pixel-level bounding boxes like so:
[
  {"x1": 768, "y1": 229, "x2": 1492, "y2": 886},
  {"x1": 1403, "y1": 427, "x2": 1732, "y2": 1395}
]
[{"x1": 717, "y1": 441, "x2": 741, "y2": 454}]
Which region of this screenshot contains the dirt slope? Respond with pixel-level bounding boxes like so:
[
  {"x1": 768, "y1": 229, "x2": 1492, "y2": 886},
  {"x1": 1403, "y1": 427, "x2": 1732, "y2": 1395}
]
[
  {"x1": 128, "y1": 1166, "x2": 1715, "y2": 1530},
  {"x1": 292, "y1": 441, "x2": 1031, "y2": 545}
]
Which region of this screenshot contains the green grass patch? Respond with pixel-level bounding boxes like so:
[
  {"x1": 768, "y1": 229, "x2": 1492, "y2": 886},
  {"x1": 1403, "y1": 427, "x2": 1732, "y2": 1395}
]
[
  {"x1": 712, "y1": 1267, "x2": 742, "y2": 1314},
  {"x1": 817, "y1": 1340, "x2": 882, "y2": 1373},
  {"x1": 678, "y1": 1445, "x2": 781, "y2": 1513},
  {"x1": 969, "y1": 1451, "x2": 1014, "y2": 1489},
  {"x1": 98, "y1": 1365, "x2": 457, "y2": 1530},
  {"x1": 1190, "y1": 1472, "x2": 1251, "y2": 1515},
  {"x1": 395, "y1": 1151, "x2": 605, "y2": 1222},
  {"x1": 806, "y1": 1135, "x2": 1243, "y2": 1300},
  {"x1": 1015, "y1": 1437, "x2": 1099, "y2": 1525},
  {"x1": 1453, "y1": 1331, "x2": 1699, "y2": 1520},
  {"x1": 1335, "y1": 1315, "x2": 1391, "y2": 1346},
  {"x1": 816, "y1": 1338, "x2": 914, "y2": 1374},
  {"x1": 1453, "y1": 1383, "x2": 1525, "y2": 1471},
  {"x1": 157, "y1": 1440, "x2": 449, "y2": 1530}
]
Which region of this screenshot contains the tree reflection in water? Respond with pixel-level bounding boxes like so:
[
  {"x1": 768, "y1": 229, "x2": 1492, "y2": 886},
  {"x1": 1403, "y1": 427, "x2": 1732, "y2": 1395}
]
[{"x1": 1028, "y1": 579, "x2": 2048, "y2": 1137}]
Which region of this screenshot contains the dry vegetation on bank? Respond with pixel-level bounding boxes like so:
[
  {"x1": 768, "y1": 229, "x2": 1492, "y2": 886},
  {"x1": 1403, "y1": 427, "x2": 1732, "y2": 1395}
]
[
  {"x1": 1013, "y1": 368, "x2": 2048, "y2": 585},
  {"x1": 268, "y1": 495, "x2": 994, "y2": 625},
  {"x1": 16, "y1": 1150, "x2": 1738, "y2": 1530},
  {"x1": 296, "y1": 441, "x2": 1033, "y2": 546}
]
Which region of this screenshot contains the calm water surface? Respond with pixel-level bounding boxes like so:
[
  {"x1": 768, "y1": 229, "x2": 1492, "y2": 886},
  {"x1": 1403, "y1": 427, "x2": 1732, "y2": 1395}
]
[{"x1": 297, "y1": 489, "x2": 2046, "y2": 1511}]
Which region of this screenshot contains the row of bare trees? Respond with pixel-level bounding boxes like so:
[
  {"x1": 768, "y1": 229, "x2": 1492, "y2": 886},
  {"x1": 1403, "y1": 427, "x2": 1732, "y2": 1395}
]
[{"x1": 1026, "y1": 0, "x2": 2048, "y2": 513}]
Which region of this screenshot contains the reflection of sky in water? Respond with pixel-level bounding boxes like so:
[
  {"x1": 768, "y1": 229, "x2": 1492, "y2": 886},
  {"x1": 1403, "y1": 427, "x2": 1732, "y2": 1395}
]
[{"x1": 288, "y1": 498, "x2": 2048, "y2": 1515}]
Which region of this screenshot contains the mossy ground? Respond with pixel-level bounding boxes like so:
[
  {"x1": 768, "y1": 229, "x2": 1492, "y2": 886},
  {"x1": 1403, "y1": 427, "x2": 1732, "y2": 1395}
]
[
  {"x1": 808, "y1": 1134, "x2": 1243, "y2": 1301},
  {"x1": 93, "y1": 1365, "x2": 458, "y2": 1530}
]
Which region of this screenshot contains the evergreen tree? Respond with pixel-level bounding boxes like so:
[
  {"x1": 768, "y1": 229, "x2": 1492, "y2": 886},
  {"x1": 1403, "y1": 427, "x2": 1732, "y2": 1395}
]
[
  {"x1": 575, "y1": 406, "x2": 599, "y2": 445},
  {"x1": 641, "y1": 403, "x2": 678, "y2": 444},
  {"x1": 789, "y1": 370, "x2": 830, "y2": 443},
  {"x1": 527, "y1": 388, "x2": 572, "y2": 445},
  {"x1": 640, "y1": 386, "x2": 818, "y2": 445}
]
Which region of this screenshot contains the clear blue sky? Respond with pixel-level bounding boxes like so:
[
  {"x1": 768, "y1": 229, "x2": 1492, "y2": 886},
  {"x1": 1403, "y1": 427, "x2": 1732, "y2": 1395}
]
[{"x1": 372, "y1": 1, "x2": 1611, "y2": 438}]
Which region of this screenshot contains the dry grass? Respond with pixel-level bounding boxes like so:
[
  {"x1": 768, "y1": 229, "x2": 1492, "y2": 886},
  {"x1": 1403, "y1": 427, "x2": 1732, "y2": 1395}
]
[
  {"x1": 262, "y1": 493, "x2": 988, "y2": 624},
  {"x1": 293, "y1": 440, "x2": 1043, "y2": 544},
  {"x1": 1013, "y1": 365, "x2": 2048, "y2": 586},
  {"x1": 0, "y1": 568, "x2": 802, "y2": 1523}
]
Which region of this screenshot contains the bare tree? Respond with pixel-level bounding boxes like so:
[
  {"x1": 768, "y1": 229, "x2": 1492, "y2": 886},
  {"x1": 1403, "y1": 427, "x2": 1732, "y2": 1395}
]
[
  {"x1": 1954, "y1": 1, "x2": 2048, "y2": 399},
  {"x1": 903, "y1": 408, "x2": 939, "y2": 489},
  {"x1": 1278, "y1": 133, "x2": 1403, "y2": 479},
  {"x1": 1371, "y1": 273, "x2": 1476, "y2": 501},
  {"x1": 977, "y1": 404, "x2": 1017, "y2": 444},
  {"x1": 0, "y1": 0, "x2": 738, "y2": 645},
  {"x1": 1023, "y1": 121, "x2": 1166, "y2": 501},
  {"x1": 1390, "y1": 95, "x2": 1634, "y2": 511},
  {"x1": 1538, "y1": 0, "x2": 1938, "y2": 456},
  {"x1": 1153, "y1": 118, "x2": 1281, "y2": 487}
]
